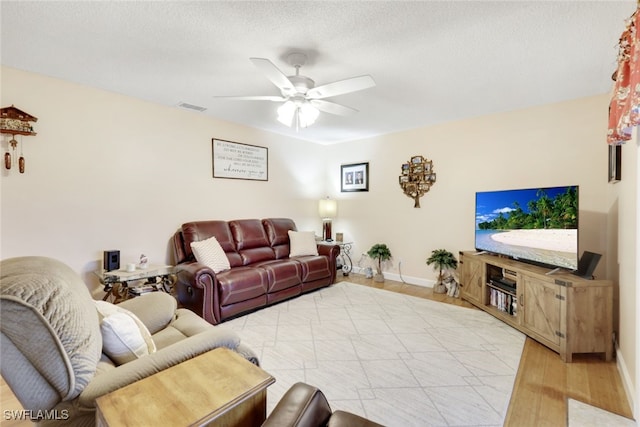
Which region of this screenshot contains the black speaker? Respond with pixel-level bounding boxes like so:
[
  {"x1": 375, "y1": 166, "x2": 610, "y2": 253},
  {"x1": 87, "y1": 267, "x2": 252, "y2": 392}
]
[
  {"x1": 573, "y1": 251, "x2": 601, "y2": 279},
  {"x1": 103, "y1": 250, "x2": 120, "y2": 272}
]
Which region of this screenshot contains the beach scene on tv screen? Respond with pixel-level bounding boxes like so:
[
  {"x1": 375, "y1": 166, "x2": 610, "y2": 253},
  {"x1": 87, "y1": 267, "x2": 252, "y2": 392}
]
[{"x1": 475, "y1": 186, "x2": 578, "y2": 270}]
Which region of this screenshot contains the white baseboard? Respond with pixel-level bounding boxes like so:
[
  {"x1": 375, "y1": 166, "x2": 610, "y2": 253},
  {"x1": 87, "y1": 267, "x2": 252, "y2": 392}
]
[
  {"x1": 347, "y1": 267, "x2": 436, "y2": 288},
  {"x1": 615, "y1": 339, "x2": 637, "y2": 419}
]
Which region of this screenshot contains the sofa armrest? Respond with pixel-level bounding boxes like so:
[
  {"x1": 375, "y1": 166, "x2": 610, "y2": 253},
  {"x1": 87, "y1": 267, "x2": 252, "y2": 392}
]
[
  {"x1": 317, "y1": 243, "x2": 340, "y2": 258},
  {"x1": 317, "y1": 244, "x2": 340, "y2": 284},
  {"x1": 78, "y1": 328, "x2": 240, "y2": 407},
  {"x1": 262, "y1": 382, "x2": 332, "y2": 427},
  {"x1": 174, "y1": 262, "x2": 221, "y2": 324},
  {"x1": 118, "y1": 292, "x2": 177, "y2": 335}
]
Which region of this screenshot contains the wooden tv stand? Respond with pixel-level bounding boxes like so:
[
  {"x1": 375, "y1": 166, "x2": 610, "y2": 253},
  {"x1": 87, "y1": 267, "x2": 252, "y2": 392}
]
[{"x1": 458, "y1": 251, "x2": 613, "y2": 362}]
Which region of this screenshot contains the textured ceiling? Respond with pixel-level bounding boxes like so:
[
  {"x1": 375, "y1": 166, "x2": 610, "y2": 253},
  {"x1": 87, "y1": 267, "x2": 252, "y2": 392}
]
[{"x1": 1, "y1": 1, "x2": 636, "y2": 144}]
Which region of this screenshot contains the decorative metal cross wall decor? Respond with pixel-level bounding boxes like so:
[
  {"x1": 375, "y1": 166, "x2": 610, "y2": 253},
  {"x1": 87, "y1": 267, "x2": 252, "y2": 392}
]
[{"x1": 398, "y1": 155, "x2": 436, "y2": 208}]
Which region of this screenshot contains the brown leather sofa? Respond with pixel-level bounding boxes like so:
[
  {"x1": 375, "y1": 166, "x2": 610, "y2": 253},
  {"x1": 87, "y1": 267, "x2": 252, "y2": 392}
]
[
  {"x1": 263, "y1": 382, "x2": 384, "y2": 427},
  {"x1": 172, "y1": 218, "x2": 340, "y2": 325}
]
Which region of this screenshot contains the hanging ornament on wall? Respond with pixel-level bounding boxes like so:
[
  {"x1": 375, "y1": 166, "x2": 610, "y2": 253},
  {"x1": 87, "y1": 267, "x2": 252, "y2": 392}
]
[
  {"x1": 1, "y1": 105, "x2": 37, "y2": 174},
  {"x1": 4, "y1": 144, "x2": 12, "y2": 170},
  {"x1": 18, "y1": 138, "x2": 25, "y2": 173},
  {"x1": 398, "y1": 155, "x2": 436, "y2": 208}
]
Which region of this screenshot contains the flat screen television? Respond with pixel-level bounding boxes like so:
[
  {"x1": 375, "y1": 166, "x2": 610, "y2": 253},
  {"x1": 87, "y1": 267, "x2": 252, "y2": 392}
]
[{"x1": 475, "y1": 185, "x2": 578, "y2": 271}]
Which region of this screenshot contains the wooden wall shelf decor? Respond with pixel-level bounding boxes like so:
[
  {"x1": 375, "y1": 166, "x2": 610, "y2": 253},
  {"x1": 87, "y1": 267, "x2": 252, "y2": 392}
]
[
  {"x1": 2, "y1": 105, "x2": 38, "y2": 174},
  {"x1": 399, "y1": 155, "x2": 436, "y2": 208},
  {"x1": 1, "y1": 105, "x2": 37, "y2": 136}
]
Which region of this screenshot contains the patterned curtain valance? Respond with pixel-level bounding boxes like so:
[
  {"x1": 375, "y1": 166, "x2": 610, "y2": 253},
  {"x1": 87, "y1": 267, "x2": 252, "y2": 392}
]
[{"x1": 608, "y1": 8, "x2": 640, "y2": 145}]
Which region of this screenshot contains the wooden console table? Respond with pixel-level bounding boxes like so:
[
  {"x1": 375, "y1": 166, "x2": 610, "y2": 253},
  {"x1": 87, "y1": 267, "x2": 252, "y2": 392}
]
[{"x1": 95, "y1": 348, "x2": 275, "y2": 427}]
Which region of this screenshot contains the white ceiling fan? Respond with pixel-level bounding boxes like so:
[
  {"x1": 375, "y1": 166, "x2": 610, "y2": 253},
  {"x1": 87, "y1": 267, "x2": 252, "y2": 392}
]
[{"x1": 216, "y1": 52, "x2": 376, "y2": 130}]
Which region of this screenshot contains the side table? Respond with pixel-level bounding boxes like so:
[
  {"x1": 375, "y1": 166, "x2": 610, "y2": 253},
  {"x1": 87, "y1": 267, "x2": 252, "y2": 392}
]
[
  {"x1": 319, "y1": 241, "x2": 353, "y2": 276},
  {"x1": 95, "y1": 264, "x2": 176, "y2": 304},
  {"x1": 95, "y1": 347, "x2": 275, "y2": 427}
]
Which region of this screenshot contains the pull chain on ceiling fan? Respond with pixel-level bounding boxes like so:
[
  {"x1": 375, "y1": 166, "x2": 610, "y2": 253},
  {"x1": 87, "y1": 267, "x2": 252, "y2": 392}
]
[{"x1": 215, "y1": 52, "x2": 376, "y2": 130}]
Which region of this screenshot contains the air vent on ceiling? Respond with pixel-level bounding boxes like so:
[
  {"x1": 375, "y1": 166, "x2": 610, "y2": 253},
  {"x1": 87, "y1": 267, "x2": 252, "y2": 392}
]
[{"x1": 177, "y1": 102, "x2": 207, "y2": 112}]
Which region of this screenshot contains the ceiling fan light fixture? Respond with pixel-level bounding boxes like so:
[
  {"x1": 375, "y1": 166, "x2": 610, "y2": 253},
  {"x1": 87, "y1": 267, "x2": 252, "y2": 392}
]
[
  {"x1": 220, "y1": 55, "x2": 376, "y2": 132},
  {"x1": 277, "y1": 101, "x2": 296, "y2": 127},
  {"x1": 299, "y1": 102, "x2": 319, "y2": 127},
  {"x1": 277, "y1": 100, "x2": 319, "y2": 130}
]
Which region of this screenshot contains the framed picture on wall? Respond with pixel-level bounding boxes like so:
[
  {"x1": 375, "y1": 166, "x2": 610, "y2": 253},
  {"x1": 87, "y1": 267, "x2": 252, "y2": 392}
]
[
  {"x1": 212, "y1": 138, "x2": 268, "y2": 181},
  {"x1": 608, "y1": 144, "x2": 621, "y2": 183},
  {"x1": 341, "y1": 162, "x2": 369, "y2": 192}
]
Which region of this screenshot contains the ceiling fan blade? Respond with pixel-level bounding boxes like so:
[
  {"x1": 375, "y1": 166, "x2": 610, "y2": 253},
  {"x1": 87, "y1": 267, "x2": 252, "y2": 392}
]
[
  {"x1": 310, "y1": 99, "x2": 358, "y2": 116},
  {"x1": 307, "y1": 75, "x2": 375, "y2": 99},
  {"x1": 250, "y1": 58, "x2": 294, "y2": 92},
  {"x1": 213, "y1": 95, "x2": 285, "y2": 102}
]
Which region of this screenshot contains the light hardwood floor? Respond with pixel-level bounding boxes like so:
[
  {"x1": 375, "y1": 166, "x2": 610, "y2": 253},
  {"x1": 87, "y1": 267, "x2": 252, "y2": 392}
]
[{"x1": 1, "y1": 274, "x2": 634, "y2": 426}]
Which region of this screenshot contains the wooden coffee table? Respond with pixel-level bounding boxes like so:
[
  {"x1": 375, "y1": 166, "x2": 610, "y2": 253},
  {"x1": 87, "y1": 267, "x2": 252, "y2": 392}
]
[{"x1": 96, "y1": 347, "x2": 274, "y2": 427}]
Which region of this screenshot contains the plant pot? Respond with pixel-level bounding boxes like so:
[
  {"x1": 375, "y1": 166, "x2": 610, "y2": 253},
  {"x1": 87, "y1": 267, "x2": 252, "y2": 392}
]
[
  {"x1": 433, "y1": 282, "x2": 447, "y2": 294},
  {"x1": 373, "y1": 273, "x2": 385, "y2": 283}
]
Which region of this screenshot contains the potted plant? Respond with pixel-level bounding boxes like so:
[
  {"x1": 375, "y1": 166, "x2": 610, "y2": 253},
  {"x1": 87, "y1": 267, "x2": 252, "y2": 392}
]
[
  {"x1": 426, "y1": 249, "x2": 458, "y2": 294},
  {"x1": 367, "y1": 243, "x2": 392, "y2": 282}
]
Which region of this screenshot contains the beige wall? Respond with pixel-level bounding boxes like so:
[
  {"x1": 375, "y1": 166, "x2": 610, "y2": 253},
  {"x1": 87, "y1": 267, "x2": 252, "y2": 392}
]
[
  {"x1": 607, "y1": 131, "x2": 638, "y2": 415},
  {"x1": 0, "y1": 66, "x2": 329, "y2": 289},
  {"x1": 326, "y1": 95, "x2": 612, "y2": 283},
  {"x1": 1, "y1": 66, "x2": 636, "y2": 410}
]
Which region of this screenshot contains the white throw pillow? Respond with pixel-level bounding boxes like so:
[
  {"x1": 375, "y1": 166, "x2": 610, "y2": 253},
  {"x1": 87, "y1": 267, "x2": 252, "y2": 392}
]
[
  {"x1": 191, "y1": 235, "x2": 231, "y2": 273},
  {"x1": 288, "y1": 230, "x2": 319, "y2": 257},
  {"x1": 95, "y1": 300, "x2": 156, "y2": 365}
]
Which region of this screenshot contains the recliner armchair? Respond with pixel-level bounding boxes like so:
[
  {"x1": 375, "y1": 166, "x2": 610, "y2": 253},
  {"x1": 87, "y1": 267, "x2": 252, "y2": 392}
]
[
  {"x1": 263, "y1": 382, "x2": 384, "y2": 427},
  {"x1": 0, "y1": 256, "x2": 257, "y2": 427}
]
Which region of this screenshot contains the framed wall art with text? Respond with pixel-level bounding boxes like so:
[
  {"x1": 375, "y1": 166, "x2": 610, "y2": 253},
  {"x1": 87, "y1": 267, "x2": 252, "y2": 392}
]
[{"x1": 212, "y1": 139, "x2": 268, "y2": 181}]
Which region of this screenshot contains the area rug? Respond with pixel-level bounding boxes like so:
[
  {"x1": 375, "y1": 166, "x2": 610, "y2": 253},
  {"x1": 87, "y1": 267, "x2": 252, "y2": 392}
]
[
  {"x1": 220, "y1": 282, "x2": 525, "y2": 426},
  {"x1": 568, "y1": 398, "x2": 635, "y2": 427}
]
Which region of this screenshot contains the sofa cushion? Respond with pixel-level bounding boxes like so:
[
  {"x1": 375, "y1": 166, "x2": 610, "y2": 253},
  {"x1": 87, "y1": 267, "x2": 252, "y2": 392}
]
[
  {"x1": 230, "y1": 219, "x2": 276, "y2": 265},
  {"x1": 182, "y1": 221, "x2": 243, "y2": 267},
  {"x1": 263, "y1": 218, "x2": 297, "y2": 259},
  {"x1": 296, "y1": 255, "x2": 332, "y2": 282},
  {"x1": 263, "y1": 218, "x2": 297, "y2": 246},
  {"x1": 255, "y1": 259, "x2": 303, "y2": 292},
  {"x1": 230, "y1": 219, "x2": 270, "y2": 250},
  {"x1": 216, "y1": 267, "x2": 269, "y2": 306},
  {"x1": 289, "y1": 230, "x2": 319, "y2": 257},
  {"x1": 95, "y1": 300, "x2": 156, "y2": 365},
  {"x1": 191, "y1": 236, "x2": 231, "y2": 273}
]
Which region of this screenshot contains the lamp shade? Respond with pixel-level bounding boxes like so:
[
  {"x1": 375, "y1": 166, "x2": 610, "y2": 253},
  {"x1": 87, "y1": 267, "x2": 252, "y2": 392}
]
[
  {"x1": 318, "y1": 198, "x2": 337, "y2": 219},
  {"x1": 278, "y1": 100, "x2": 319, "y2": 129},
  {"x1": 277, "y1": 101, "x2": 296, "y2": 127}
]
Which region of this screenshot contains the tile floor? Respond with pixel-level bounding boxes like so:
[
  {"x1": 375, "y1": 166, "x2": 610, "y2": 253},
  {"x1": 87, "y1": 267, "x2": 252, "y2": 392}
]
[
  {"x1": 220, "y1": 282, "x2": 525, "y2": 426},
  {"x1": 568, "y1": 399, "x2": 636, "y2": 427}
]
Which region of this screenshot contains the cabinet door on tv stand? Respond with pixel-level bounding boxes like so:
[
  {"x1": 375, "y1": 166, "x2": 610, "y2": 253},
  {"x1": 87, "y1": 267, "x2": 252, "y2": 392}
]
[
  {"x1": 521, "y1": 276, "x2": 564, "y2": 351},
  {"x1": 566, "y1": 284, "x2": 613, "y2": 362},
  {"x1": 459, "y1": 254, "x2": 484, "y2": 306}
]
